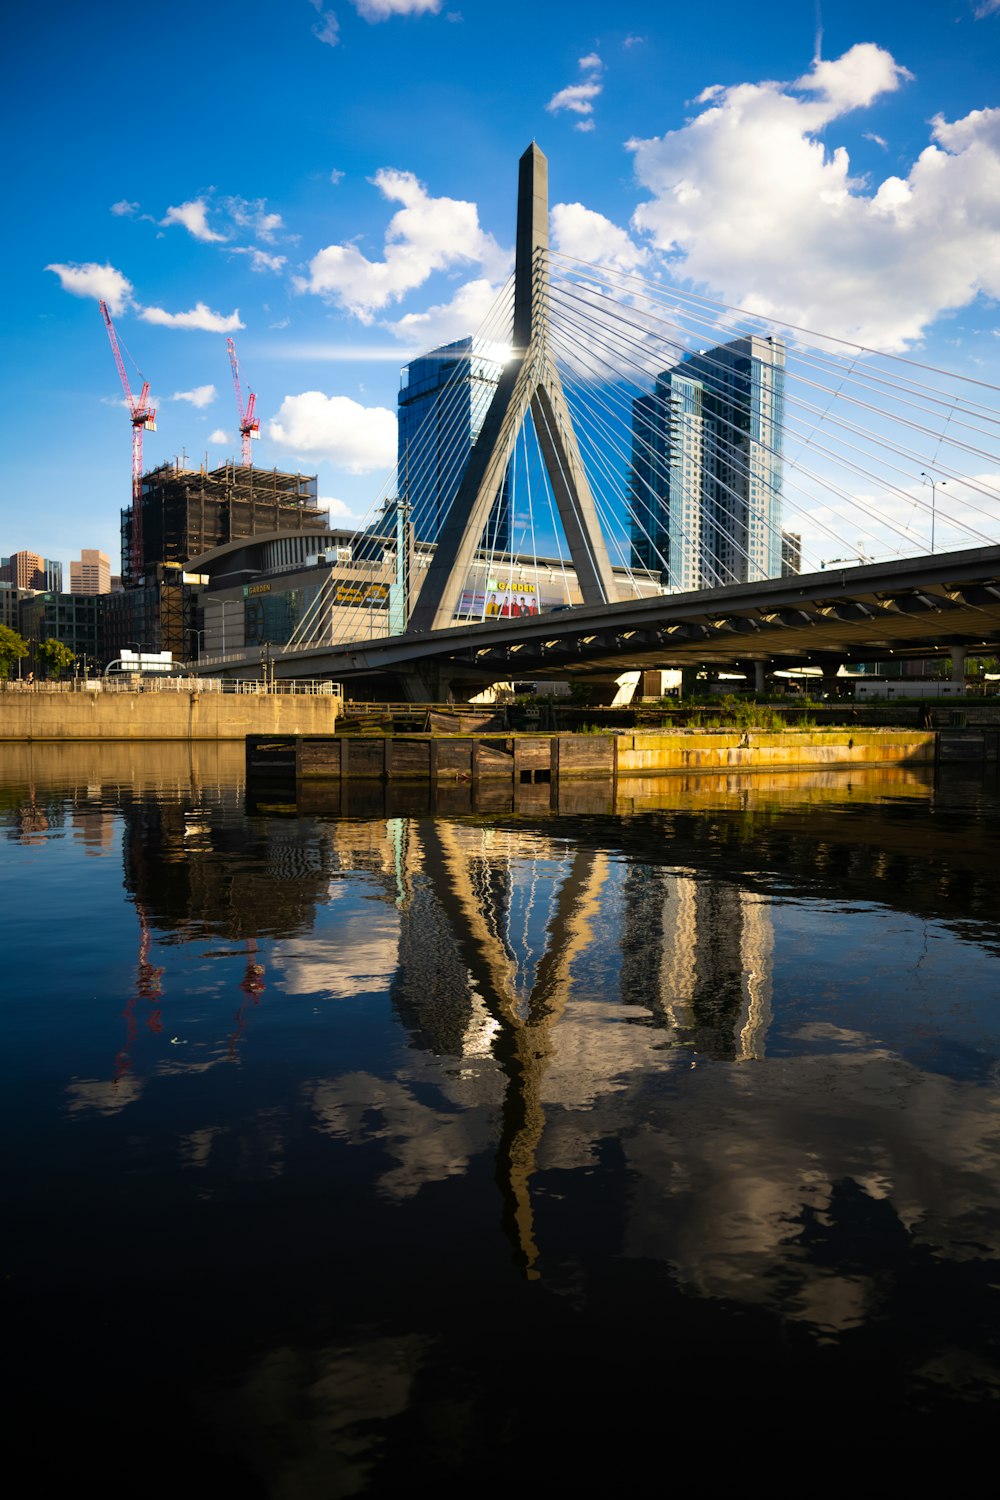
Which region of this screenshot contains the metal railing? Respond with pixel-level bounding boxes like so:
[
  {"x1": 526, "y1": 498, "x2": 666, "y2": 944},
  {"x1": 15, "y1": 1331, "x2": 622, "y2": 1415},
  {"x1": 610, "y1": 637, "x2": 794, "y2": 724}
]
[{"x1": 0, "y1": 677, "x2": 343, "y2": 697}]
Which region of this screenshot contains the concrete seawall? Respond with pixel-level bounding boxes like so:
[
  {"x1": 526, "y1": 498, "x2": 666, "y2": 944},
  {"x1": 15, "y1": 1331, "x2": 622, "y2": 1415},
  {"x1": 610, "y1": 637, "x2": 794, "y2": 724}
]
[
  {"x1": 249, "y1": 727, "x2": 938, "y2": 787},
  {"x1": 0, "y1": 689, "x2": 340, "y2": 742}
]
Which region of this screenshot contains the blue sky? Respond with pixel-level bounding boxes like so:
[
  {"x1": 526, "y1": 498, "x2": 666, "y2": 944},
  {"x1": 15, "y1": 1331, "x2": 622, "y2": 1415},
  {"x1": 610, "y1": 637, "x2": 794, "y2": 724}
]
[{"x1": 3, "y1": 0, "x2": 999, "y2": 574}]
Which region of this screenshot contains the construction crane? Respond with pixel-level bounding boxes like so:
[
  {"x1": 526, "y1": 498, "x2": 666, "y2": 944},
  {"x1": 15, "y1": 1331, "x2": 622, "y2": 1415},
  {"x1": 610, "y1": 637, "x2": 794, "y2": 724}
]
[
  {"x1": 227, "y1": 336, "x2": 259, "y2": 466},
  {"x1": 99, "y1": 300, "x2": 156, "y2": 581}
]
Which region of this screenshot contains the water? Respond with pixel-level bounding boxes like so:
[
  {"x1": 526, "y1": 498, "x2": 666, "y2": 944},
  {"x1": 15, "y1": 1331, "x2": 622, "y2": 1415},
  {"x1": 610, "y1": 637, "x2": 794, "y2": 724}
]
[{"x1": 4, "y1": 744, "x2": 1000, "y2": 1485}]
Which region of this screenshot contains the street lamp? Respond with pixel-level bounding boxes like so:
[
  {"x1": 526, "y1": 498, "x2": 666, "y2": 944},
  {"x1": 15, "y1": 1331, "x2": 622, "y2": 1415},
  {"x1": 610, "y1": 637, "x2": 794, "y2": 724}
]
[{"x1": 921, "y1": 472, "x2": 946, "y2": 554}]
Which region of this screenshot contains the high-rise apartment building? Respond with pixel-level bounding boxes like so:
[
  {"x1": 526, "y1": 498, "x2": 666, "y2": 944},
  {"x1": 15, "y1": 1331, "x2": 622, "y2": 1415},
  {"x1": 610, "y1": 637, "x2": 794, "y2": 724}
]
[
  {"x1": 630, "y1": 335, "x2": 785, "y2": 590},
  {"x1": 397, "y1": 337, "x2": 510, "y2": 552},
  {"x1": 70, "y1": 549, "x2": 111, "y2": 595}
]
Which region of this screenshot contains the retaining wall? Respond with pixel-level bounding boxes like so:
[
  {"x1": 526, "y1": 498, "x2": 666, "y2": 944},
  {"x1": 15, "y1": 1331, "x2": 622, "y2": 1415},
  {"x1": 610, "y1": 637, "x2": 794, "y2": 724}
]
[{"x1": 0, "y1": 689, "x2": 340, "y2": 741}]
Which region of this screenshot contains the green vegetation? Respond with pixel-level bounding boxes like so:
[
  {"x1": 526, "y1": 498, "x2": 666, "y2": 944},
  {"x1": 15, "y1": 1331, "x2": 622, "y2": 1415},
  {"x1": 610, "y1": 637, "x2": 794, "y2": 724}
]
[
  {"x1": 36, "y1": 639, "x2": 75, "y2": 680},
  {"x1": 0, "y1": 624, "x2": 29, "y2": 680}
]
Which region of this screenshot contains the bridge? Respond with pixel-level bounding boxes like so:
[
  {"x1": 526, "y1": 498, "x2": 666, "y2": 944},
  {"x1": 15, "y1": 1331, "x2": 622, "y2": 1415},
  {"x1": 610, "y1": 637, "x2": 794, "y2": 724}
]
[{"x1": 195, "y1": 144, "x2": 1000, "y2": 698}]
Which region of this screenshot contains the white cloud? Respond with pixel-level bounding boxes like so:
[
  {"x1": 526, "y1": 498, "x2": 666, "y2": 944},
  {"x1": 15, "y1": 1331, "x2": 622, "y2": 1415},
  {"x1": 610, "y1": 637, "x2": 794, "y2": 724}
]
[
  {"x1": 320, "y1": 495, "x2": 367, "y2": 525},
  {"x1": 575, "y1": 119, "x2": 596, "y2": 134},
  {"x1": 231, "y1": 247, "x2": 288, "y2": 273},
  {"x1": 46, "y1": 261, "x2": 133, "y2": 315},
  {"x1": 547, "y1": 79, "x2": 602, "y2": 117},
  {"x1": 352, "y1": 0, "x2": 442, "y2": 18},
  {"x1": 140, "y1": 302, "x2": 244, "y2": 332},
  {"x1": 208, "y1": 429, "x2": 229, "y2": 444},
  {"x1": 111, "y1": 199, "x2": 139, "y2": 217},
  {"x1": 552, "y1": 203, "x2": 649, "y2": 272},
  {"x1": 161, "y1": 198, "x2": 227, "y2": 242},
  {"x1": 223, "y1": 196, "x2": 286, "y2": 243},
  {"x1": 330, "y1": 168, "x2": 345, "y2": 185},
  {"x1": 269, "y1": 392, "x2": 397, "y2": 472},
  {"x1": 547, "y1": 52, "x2": 604, "y2": 118},
  {"x1": 385, "y1": 277, "x2": 502, "y2": 348},
  {"x1": 863, "y1": 131, "x2": 889, "y2": 149},
  {"x1": 623, "y1": 34, "x2": 644, "y2": 48},
  {"x1": 973, "y1": 0, "x2": 999, "y2": 16},
  {"x1": 628, "y1": 45, "x2": 1000, "y2": 351},
  {"x1": 310, "y1": 3, "x2": 340, "y2": 46},
  {"x1": 171, "y1": 385, "x2": 217, "y2": 408},
  {"x1": 296, "y1": 168, "x2": 510, "y2": 321}
]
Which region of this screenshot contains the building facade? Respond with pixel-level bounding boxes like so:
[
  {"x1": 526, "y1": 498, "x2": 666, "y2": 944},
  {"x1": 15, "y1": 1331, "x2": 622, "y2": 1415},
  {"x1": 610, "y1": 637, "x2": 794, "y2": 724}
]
[
  {"x1": 70, "y1": 549, "x2": 111, "y2": 595},
  {"x1": 20, "y1": 592, "x2": 100, "y2": 669},
  {"x1": 397, "y1": 337, "x2": 510, "y2": 552},
  {"x1": 630, "y1": 335, "x2": 785, "y2": 590},
  {"x1": 123, "y1": 461, "x2": 327, "y2": 585}
]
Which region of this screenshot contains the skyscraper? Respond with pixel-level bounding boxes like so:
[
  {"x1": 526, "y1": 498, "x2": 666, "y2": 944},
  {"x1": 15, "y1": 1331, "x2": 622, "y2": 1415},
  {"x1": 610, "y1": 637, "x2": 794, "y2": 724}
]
[
  {"x1": 397, "y1": 337, "x2": 510, "y2": 552},
  {"x1": 630, "y1": 335, "x2": 785, "y2": 590},
  {"x1": 70, "y1": 549, "x2": 111, "y2": 595}
]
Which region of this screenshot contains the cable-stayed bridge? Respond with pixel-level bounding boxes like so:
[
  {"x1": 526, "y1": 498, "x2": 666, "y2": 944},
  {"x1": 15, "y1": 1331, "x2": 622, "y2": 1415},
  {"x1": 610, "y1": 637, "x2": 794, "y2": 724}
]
[{"x1": 198, "y1": 145, "x2": 1000, "y2": 697}]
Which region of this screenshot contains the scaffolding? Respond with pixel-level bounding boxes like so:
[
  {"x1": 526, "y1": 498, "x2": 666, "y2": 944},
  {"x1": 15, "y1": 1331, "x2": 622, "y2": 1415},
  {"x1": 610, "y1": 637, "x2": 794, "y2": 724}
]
[{"x1": 121, "y1": 461, "x2": 324, "y2": 584}]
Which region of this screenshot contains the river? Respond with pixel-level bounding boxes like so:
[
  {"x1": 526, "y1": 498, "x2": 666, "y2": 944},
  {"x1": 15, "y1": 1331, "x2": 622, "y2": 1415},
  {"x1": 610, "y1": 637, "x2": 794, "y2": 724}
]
[{"x1": 3, "y1": 743, "x2": 1000, "y2": 1485}]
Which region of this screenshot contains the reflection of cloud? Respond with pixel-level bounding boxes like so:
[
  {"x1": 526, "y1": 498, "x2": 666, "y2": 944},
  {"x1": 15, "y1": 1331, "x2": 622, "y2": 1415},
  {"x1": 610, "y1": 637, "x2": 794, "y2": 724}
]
[
  {"x1": 273, "y1": 908, "x2": 400, "y2": 997},
  {"x1": 539, "y1": 1040, "x2": 1000, "y2": 1332},
  {"x1": 204, "y1": 1334, "x2": 428, "y2": 1496},
  {"x1": 307, "y1": 1053, "x2": 502, "y2": 1200},
  {"x1": 66, "y1": 1075, "x2": 143, "y2": 1117}
]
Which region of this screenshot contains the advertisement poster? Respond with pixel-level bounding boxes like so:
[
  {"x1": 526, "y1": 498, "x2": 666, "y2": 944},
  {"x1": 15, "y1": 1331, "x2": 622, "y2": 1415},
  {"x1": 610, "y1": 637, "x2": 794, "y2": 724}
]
[{"x1": 458, "y1": 577, "x2": 542, "y2": 619}]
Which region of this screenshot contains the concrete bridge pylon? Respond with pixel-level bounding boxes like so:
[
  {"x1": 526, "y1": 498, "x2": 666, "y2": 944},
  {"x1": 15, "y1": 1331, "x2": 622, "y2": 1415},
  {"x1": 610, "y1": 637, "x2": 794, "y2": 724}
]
[{"x1": 407, "y1": 143, "x2": 617, "y2": 635}]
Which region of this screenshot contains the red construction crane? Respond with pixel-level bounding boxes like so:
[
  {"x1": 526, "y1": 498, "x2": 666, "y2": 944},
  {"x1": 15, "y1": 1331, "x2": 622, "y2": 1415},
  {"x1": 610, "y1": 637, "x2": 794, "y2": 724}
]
[
  {"x1": 100, "y1": 300, "x2": 156, "y2": 581},
  {"x1": 227, "y1": 336, "x2": 259, "y2": 466}
]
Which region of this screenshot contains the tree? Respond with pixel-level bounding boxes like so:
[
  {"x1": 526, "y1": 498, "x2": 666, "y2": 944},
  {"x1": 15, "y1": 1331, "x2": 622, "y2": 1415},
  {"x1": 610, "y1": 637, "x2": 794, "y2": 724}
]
[
  {"x1": 0, "y1": 624, "x2": 29, "y2": 680},
  {"x1": 36, "y1": 638, "x2": 75, "y2": 680}
]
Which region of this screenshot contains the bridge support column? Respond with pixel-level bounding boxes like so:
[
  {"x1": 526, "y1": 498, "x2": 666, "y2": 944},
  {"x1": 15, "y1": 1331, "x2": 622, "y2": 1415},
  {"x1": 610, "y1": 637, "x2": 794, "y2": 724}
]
[
  {"x1": 821, "y1": 661, "x2": 842, "y2": 698},
  {"x1": 753, "y1": 661, "x2": 766, "y2": 694},
  {"x1": 951, "y1": 646, "x2": 967, "y2": 684}
]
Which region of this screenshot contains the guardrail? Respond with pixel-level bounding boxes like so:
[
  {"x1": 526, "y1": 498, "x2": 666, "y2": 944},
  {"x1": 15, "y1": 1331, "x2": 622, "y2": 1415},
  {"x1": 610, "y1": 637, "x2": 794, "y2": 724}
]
[{"x1": 1, "y1": 678, "x2": 343, "y2": 697}]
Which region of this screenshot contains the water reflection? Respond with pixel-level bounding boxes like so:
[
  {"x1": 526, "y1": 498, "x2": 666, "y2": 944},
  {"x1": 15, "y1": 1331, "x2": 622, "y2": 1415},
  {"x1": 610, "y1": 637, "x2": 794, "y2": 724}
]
[{"x1": 3, "y1": 744, "x2": 1000, "y2": 1482}]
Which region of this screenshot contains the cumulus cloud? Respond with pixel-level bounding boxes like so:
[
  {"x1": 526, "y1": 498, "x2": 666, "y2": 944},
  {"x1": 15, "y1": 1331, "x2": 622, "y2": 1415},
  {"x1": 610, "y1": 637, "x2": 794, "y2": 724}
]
[
  {"x1": 628, "y1": 44, "x2": 1000, "y2": 351},
  {"x1": 46, "y1": 261, "x2": 133, "y2": 315},
  {"x1": 296, "y1": 168, "x2": 510, "y2": 321},
  {"x1": 352, "y1": 0, "x2": 443, "y2": 18},
  {"x1": 321, "y1": 495, "x2": 368, "y2": 525},
  {"x1": 385, "y1": 277, "x2": 503, "y2": 348},
  {"x1": 171, "y1": 385, "x2": 217, "y2": 408},
  {"x1": 161, "y1": 197, "x2": 227, "y2": 242},
  {"x1": 269, "y1": 392, "x2": 397, "y2": 472},
  {"x1": 547, "y1": 53, "x2": 603, "y2": 119},
  {"x1": 208, "y1": 429, "x2": 229, "y2": 444},
  {"x1": 140, "y1": 302, "x2": 244, "y2": 332},
  {"x1": 552, "y1": 203, "x2": 649, "y2": 272},
  {"x1": 330, "y1": 168, "x2": 345, "y2": 185},
  {"x1": 111, "y1": 199, "x2": 139, "y2": 216}
]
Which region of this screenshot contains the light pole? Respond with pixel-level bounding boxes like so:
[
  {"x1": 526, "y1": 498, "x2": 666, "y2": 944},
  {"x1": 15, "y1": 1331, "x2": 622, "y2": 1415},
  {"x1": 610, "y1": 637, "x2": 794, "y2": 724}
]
[{"x1": 921, "y1": 472, "x2": 946, "y2": 554}]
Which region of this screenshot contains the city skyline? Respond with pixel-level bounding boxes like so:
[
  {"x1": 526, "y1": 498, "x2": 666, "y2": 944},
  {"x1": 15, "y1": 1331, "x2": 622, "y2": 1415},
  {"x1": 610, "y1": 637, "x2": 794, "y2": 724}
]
[{"x1": 4, "y1": 1, "x2": 998, "y2": 575}]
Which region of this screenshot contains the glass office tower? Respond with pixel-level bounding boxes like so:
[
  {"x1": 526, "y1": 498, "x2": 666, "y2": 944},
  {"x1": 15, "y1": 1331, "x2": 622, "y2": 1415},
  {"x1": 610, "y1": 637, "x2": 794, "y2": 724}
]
[
  {"x1": 630, "y1": 335, "x2": 784, "y2": 590},
  {"x1": 398, "y1": 337, "x2": 511, "y2": 553}
]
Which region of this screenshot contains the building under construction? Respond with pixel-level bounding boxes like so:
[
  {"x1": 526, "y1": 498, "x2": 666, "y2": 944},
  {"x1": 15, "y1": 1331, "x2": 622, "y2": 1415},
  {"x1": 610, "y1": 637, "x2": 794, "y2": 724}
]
[{"x1": 122, "y1": 461, "x2": 327, "y2": 583}]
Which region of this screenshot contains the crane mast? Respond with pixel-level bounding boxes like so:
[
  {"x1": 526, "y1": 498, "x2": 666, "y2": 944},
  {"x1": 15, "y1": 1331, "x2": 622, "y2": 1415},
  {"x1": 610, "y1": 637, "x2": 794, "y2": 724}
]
[
  {"x1": 100, "y1": 300, "x2": 156, "y2": 581},
  {"x1": 227, "y1": 336, "x2": 260, "y2": 466}
]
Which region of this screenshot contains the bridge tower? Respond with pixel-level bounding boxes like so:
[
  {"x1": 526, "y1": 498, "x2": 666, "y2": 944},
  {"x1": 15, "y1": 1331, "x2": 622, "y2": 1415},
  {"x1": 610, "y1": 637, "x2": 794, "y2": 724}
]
[{"x1": 408, "y1": 143, "x2": 617, "y2": 634}]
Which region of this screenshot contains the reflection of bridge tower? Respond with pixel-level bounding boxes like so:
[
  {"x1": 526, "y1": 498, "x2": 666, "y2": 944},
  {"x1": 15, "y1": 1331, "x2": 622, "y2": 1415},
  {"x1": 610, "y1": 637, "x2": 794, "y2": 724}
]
[
  {"x1": 621, "y1": 867, "x2": 773, "y2": 1060},
  {"x1": 408, "y1": 143, "x2": 616, "y2": 633},
  {"x1": 394, "y1": 820, "x2": 609, "y2": 1276}
]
